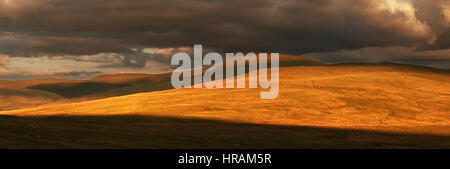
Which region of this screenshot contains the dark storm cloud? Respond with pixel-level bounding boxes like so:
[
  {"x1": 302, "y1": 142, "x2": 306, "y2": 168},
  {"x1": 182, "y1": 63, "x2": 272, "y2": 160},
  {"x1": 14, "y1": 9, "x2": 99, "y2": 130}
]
[
  {"x1": 0, "y1": 0, "x2": 449, "y2": 61},
  {"x1": 0, "y1": 32, "x2": 132, "y2": 56}
]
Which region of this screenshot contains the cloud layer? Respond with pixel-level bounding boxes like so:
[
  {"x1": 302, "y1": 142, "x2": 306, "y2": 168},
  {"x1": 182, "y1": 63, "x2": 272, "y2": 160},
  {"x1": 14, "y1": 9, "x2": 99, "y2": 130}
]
[
  {"x1": 1, "y1": 0, "x2": 449, "y2": 55},
  {"x1": 0, "y1": 0, "x2": 449, "y2": 79}
]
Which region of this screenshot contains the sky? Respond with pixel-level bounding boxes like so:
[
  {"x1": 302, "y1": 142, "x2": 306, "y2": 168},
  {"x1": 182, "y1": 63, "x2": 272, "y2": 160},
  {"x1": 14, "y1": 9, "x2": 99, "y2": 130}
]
[{"x1": 0, "y1": 0, "x2": 449, "y2": 80}]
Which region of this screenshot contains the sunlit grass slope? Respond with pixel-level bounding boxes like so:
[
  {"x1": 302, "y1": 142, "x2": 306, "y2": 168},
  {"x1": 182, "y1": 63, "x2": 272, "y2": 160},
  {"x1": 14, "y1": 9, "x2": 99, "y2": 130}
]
[
  {"x1": 2, "y1": 65, "x2": 449, "y2": 135},
  {"x1": 0, "y1": 55, "x2": 320, "y2": 111}
]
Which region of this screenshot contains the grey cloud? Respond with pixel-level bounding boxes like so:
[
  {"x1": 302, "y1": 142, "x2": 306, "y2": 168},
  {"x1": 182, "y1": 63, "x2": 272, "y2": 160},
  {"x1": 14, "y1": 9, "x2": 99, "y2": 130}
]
[
  {"x1": 98, "y1": 52, "x2": 155, "y2": 68},
  {"x1": 53, "y1": 70, "x2": 102, "y2": 77},
  {"x1": 73, "y1": 53, "x2": 125, "y2": 64},
  {"x1": 0, "y1": 0, "x2": 449, "y2": 64},
  {"x1": 0, "y1": 32, "x2": 132, "y2": 56},
  {"x1": 93, "y1": 47, "x2": 197, "y2": 68}
]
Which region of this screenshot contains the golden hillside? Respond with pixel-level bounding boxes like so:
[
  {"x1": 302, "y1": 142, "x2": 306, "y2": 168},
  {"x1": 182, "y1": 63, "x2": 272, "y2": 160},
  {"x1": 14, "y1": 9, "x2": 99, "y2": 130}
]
[
  {"x1": 2, "y1": 65, "x2": 449, "y2": 135},
  {"x1": 0, "y1": 54, "x2": 321, "y2": 111}
]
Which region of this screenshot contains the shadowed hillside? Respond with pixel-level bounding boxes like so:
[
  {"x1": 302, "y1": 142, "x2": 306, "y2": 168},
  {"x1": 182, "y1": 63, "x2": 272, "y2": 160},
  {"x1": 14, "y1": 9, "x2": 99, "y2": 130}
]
[
  {"x1": 0, "y1": 88, "x2": 63, "y2": 111},
  {"x1": 0, "y1": 73, "x2": 173, "y2": 110},
  {"x1": 0, "y1": 115, "x2": 448, "y2": 148},
  {"x1": 28, "y1": 73, "x2": 173, "y2": 99}
]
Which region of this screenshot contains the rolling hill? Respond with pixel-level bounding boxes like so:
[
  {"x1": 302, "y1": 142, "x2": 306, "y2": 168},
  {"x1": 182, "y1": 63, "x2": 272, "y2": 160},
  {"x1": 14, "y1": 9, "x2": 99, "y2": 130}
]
[
  {"x1": 0, "y1": 55, "x2": 449, "y2": 148},
  {"x1": 2, "y1": 64, "x2": 449, "y2": 134},
  {"x1": 0, "y1": 73, "x2": 173, "y2": 110},
  {"x1": 0, "y1": 54, "x2": 322, "y2": 110}
]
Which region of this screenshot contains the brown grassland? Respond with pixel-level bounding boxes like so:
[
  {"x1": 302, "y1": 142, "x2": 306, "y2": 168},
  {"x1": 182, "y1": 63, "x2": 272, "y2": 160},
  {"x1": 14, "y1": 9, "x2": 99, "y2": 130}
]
[{"x1": 0, "y1": 56, "x2": 449, "y2": 148}]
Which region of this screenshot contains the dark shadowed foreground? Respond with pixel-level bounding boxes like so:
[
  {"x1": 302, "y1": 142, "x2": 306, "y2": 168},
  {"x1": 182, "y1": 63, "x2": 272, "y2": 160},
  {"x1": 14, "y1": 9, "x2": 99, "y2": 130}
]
[{"x1": 0, "y1": 115, "x2": 449, "y2": 149}]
